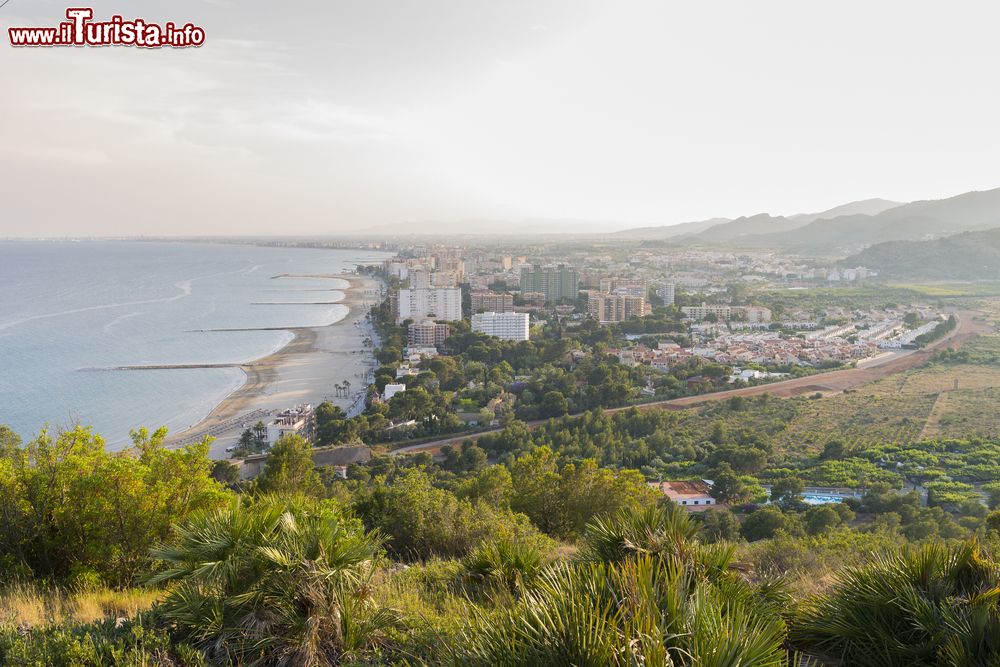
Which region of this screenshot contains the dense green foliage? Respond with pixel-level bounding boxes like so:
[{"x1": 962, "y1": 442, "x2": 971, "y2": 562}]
[
  {"x1": 0, "y1": 615, "x2": 205, "y2": 667},
  {"x1": 6, "y1": 354, "x2": 1000, "y2": 666},
  {"x1": 793, "y1": 540, "x2": 1000, "y2": 665},
  {"x1": 149, "y1": 495, "x2": 397, "y2": 666},
  {"x1": 0, "y1": 425, "x2": 227, "y2": 587}
]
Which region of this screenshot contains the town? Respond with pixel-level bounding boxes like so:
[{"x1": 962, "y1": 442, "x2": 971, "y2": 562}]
[{"x1": 230, "y1": 237, "x2": 953, "y2": 458}]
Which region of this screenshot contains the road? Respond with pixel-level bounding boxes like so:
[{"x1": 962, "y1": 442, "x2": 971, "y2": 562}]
[{"x1": 391, "y1": 309, "x2": 990, "y2": 456}]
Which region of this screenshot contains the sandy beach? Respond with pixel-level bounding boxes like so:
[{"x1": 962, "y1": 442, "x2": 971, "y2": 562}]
[{"x1": 162, "y1": 273, "x2": 384, "y2": 458}]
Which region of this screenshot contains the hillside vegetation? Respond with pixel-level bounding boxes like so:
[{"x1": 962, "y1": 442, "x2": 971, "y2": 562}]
[{"x1": 845, "y1": 227, "x2": 1000, "y2": 280}]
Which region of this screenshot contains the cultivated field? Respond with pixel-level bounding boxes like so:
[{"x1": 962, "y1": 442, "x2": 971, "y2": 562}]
[{"x1": 773, "y1": 307, "x2": 1000, "y2": 452}]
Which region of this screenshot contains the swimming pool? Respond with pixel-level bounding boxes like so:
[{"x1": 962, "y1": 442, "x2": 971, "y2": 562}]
[{"x1": 801, "y1": 493, "x2": 847, "y2": 505}]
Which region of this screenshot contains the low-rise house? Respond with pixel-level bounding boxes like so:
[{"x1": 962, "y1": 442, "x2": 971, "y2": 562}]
[
  {"x1": 404, "y1": 346, "x2": 438, "y2": 361},
  {"x1": 264, "y1": 404, "x2": 315, "y2": 447},
  {"x1": 395, "y1": 363, "x2": 421, "y2": 379},
  {"x1": 649, "y1": 480, "x2": 720, "y2": 511},
  {"x1": 384, "y1": 383, "x2": 406, "y2": 401}
]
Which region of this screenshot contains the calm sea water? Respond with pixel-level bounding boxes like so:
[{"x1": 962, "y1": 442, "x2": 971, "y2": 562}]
[{"x1": 0, "y1": 241, "x2": 391, "y2": 446}]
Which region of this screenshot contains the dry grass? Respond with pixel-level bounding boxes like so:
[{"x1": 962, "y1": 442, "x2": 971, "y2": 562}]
[
  {"x1": 769, "y1": 329, "x2": 1000, "y2": 452},
  {"x1": 0, "y1": 583, "x2": 161, "y2": 628},
  {"x1": 776, "y1": 389, "x2": 934, "y2": 453}
]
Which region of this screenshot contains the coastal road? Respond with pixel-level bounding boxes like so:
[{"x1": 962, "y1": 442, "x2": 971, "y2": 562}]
[{"x1": 391, "y1": 309, "x2": 990, "y2": 456}]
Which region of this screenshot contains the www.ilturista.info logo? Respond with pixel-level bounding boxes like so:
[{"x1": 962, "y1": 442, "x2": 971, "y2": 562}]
[{"x1": 8, "y1": 8, "x2": 205, "y2": 48}]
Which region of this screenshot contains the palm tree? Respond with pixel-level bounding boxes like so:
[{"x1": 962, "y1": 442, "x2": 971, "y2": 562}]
[
  {"x1": 575, "y1": 502, "x2": 698, "y2": 564},
  {"x1": 462, "y1": 537, "x2": 545, "y2": 598},
  {"x1": 252, "y1": 420, "x2": 267, "y2": 447},
  {"x1": 454, "y1": 504, "x2": 792, "y2": 666},
  {"x1": 792, "y1": 540, "x2": 1000, "y2": 666},
  {"x1": 148, "y1": 495, "x2": 400, "y2": 666},
  {"x1": 455, "y1": 555, "x2": 790, "y2": 667}
]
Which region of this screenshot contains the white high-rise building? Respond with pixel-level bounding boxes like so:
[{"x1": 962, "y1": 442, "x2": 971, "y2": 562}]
[
  {"x1": 397, "y1": 288, "x2": 462, "y2": 323},
  {"x1": 471, "y1": 311, "x2": 530, "y2": 341},
  {"x1": 656, "y1": 281, "x2": 675, "y2": 306}
]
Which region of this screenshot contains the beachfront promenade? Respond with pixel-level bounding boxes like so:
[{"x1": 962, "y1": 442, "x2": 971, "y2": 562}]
[{"x1": 167, "y1": 274, "x2": 384, "y2": 457}]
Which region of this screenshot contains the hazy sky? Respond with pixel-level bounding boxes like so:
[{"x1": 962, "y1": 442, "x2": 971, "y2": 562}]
[{"x1": 2, "y1": 0, "x2": 1000, "y2": 236}]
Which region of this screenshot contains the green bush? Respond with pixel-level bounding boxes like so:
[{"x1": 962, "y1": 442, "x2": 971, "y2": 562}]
[
  {"x1": 0, "y1": 615, "x2": 205, "y2": 667},
  {"x1": 148, "y1": 495, "x2": 400, "y2": 666},
  {"x1": 792, "y1": 540, "x2": 1000, "y2": 665},
  {"x1": 455, "y1": 555, "x2": 790, "y2": 666}
]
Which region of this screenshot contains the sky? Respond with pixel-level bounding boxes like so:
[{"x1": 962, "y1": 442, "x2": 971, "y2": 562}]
[{"x1": 2, "y1": 0, "x2": 1000, "y2": 236}]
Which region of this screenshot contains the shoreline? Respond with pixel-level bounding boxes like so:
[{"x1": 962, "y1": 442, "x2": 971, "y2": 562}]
[{"x1": 165, "y1": 273, "x2": 383, "y2": 457}]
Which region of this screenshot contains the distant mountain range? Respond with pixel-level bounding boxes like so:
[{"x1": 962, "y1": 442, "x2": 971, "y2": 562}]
[
  {"x1": 844, "y1": 227, "x2": 1000, "y2": 281},
  {"x1": 614, "y1": 187, "x2": 1000, "y2": 254},
  {"x1": 611, "y1": 217, "x2": 731, "y2": 240},
  {"x1": 613, "y1": 199, "x2": 902, "y2": 243},
  {"x1": 788, "y1": 198, "x2": 903, "y2": 224}
]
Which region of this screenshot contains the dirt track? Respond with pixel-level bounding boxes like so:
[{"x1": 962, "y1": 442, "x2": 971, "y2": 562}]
[{"x1": 392, "y1": 309, "x2": 991, "y2": 456}]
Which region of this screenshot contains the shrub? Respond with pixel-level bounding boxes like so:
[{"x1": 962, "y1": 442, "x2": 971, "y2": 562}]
[
  {"x1": 148, "y1": 495, "x2": 400, "y2": 666},
  {"x1": 462, "y1": 538, "x2": 546, "y2": 597},
  {"x1": 455, "y1": 556, "x2": 790, "y2": 666},
  {"x1": 0, "y1": 614, "x2": 204, "y2": 667},
  {"x1": 792, "y1": 540, "x2": 1000, "y2": 665}
]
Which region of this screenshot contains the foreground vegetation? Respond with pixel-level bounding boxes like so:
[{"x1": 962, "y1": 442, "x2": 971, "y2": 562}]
[{"x1": 6, "y1": 411, "x2": 1000, "y2": 665}]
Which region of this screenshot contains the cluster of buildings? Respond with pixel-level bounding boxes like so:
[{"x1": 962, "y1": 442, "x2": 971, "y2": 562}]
[
  {"x1": 681, "y1": 303, "x2": 773, "y2": 323},
  {"x1": 610, "y1": 341, "x2": 695, "y2": 371},
  {"x1": 693, "y1": 332, "x2": 876, "y2": 366},
  {"x1": 388, "y1": 249, "x2": 687, "y2": 333},
  {"x1": 611, "y1": 319, "x2": 895, "y2": 371}
]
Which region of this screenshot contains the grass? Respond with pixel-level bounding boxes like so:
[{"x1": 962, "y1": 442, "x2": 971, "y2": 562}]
[
  {"x1": 776, "y1": 390, "x2": 934, "y2": 453},
  {"x1": 888, "y1": 281, "x2": 1000, "y2": 297},
  {"x1": 778, "y1": 331, "x2": 1000, "y2": 450},
  {"x1": 0, "y1": 583, "x2": 161, "y2": 629}
]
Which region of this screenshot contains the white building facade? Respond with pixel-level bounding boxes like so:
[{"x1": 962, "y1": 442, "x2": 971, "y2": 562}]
[
  {"x1": 397, "y1": 288, "x2": 462, "y2": 323},
  {"x1": 471, "y1": 311, "x2": 530, "y2": 341}
]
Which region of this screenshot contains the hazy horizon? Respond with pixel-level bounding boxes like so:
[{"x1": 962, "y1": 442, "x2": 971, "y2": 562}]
[{"x1": 3, "y1": 0, "x2": 1000, "y2": 236}]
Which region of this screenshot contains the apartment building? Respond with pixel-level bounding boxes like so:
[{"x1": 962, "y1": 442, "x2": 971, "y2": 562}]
[
  {"x1": 587, "y1": 291, "x2": 648, "y2": 323},
  {"x1": 397, "y1": 287, "x2": 462, "y2": 323},
  {"x1": 681, "y1": 302, "x2": 732, "y2": 320},
  {"x1": 519, "y1": 265, "x2": 579, "y2": 303},
  {"x1": 656, "y1": 281, "x2": 676, "y2": 306},
  {"x1": 471, "y1": 311, "x2": 530, "y2": 341},
  {"x1": 407, "y1": 320, "x2": 451, "y2": 347},
  {"x1": 681, "y1": 303, "x2": 772, "y2": 323},
  {"x1": 470, "y1": 290, "x2": 514, "y2": 313}
]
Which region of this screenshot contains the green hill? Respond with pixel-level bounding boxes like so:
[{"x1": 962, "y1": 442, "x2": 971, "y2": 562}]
[{"x1": 845, "y1": 227, "x2": 1000, "y2": 280}]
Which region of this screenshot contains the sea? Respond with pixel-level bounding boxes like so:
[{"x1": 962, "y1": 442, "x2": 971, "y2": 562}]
[{"x1": 0, "y1": 240, "x2": 392, "y2": 447}]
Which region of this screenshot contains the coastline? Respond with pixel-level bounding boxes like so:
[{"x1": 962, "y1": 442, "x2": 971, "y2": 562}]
[{"x1": 165, "y1": 273, "x2": 383, "y2": 457}]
